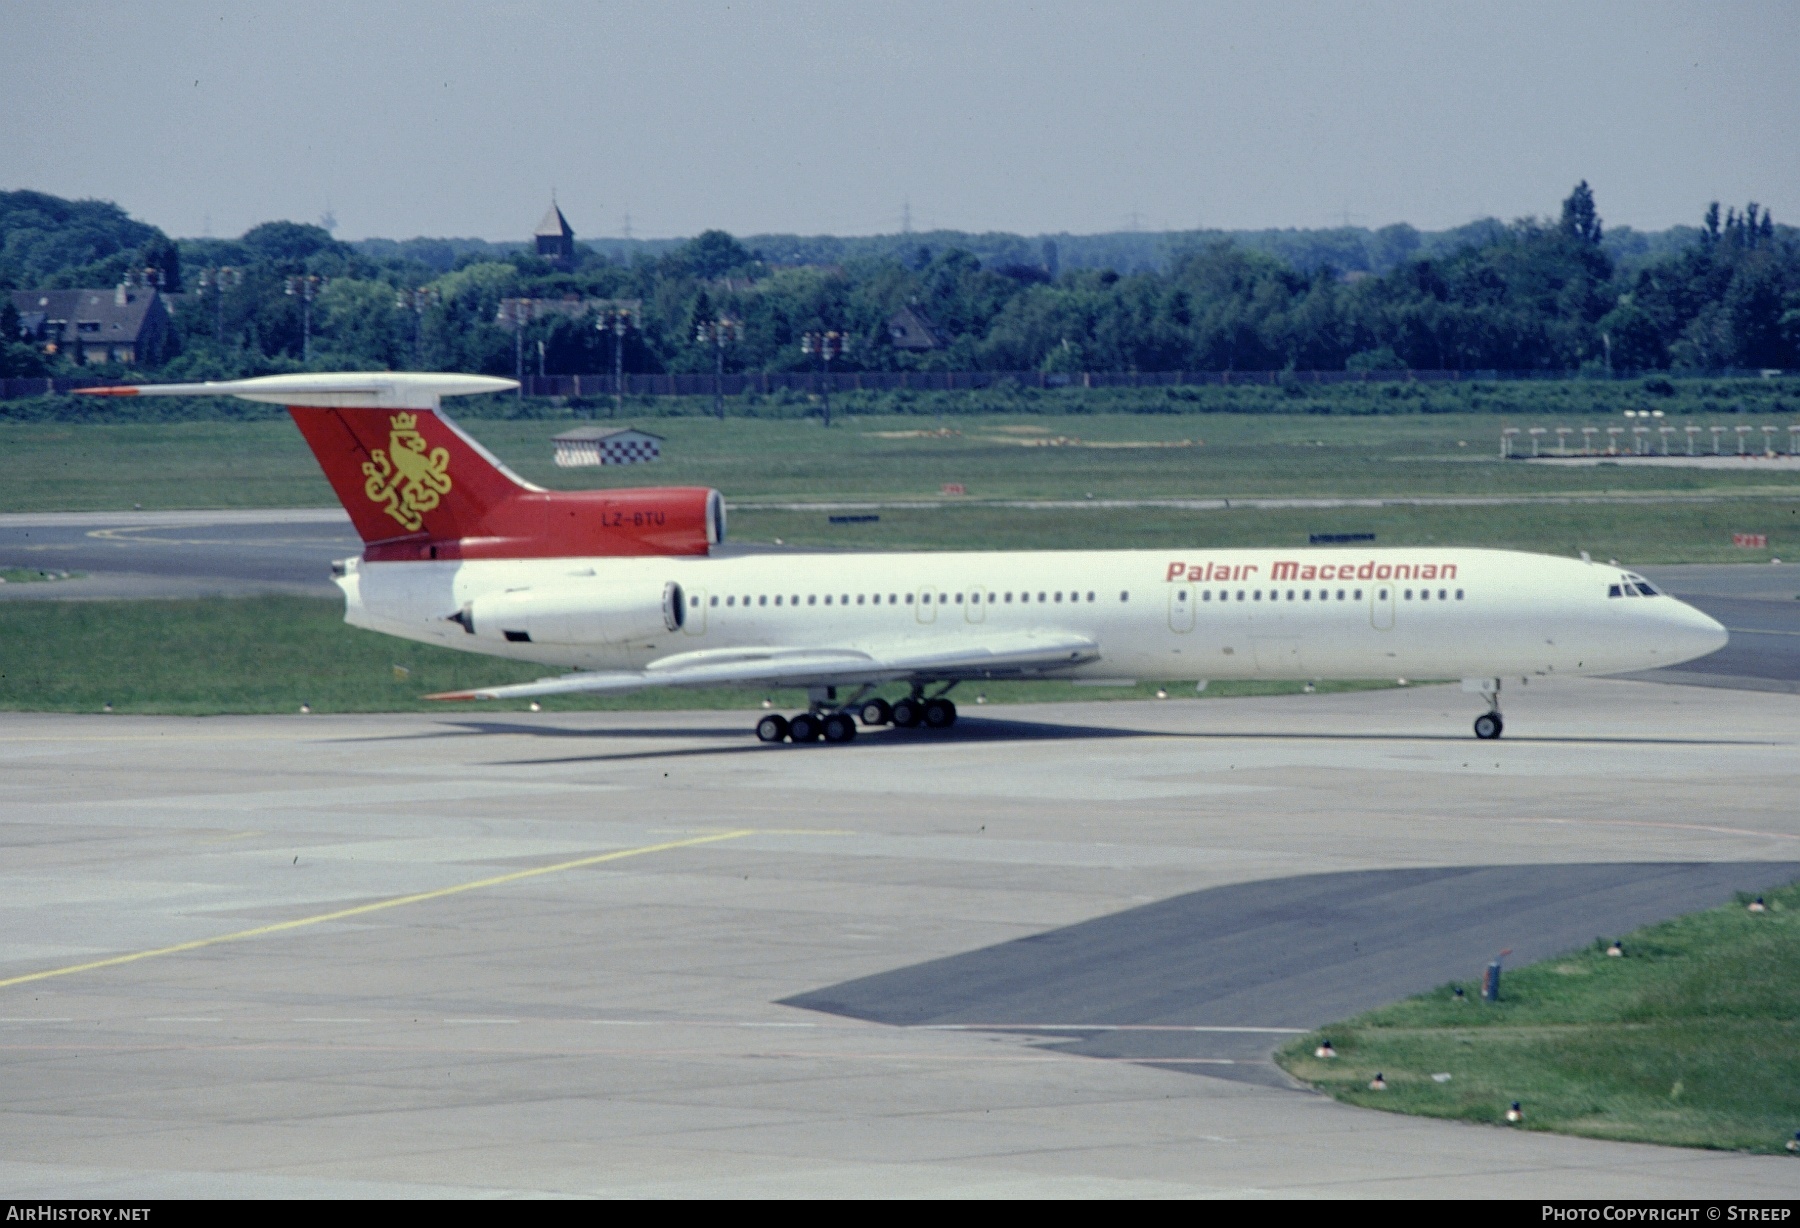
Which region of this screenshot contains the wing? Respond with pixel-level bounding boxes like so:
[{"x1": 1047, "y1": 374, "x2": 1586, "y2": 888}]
[{"x1": 426, "y1": 631, "x2": 1100, "y2": 701}]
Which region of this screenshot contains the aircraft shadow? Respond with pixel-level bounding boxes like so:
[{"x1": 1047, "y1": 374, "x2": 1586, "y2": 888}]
[{"x1": 342, "y1": 714, "x2": 1773, "y2": 767}]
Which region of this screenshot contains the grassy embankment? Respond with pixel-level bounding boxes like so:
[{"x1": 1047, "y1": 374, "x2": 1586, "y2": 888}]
[{"x1": 1275, "y1": 881, "x2": 1800, "y2": 1154}]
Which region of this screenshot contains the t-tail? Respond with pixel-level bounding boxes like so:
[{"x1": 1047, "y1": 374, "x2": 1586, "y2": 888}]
[{"x1": 79, "y1": 373, "x2": 725, "y2": 560}]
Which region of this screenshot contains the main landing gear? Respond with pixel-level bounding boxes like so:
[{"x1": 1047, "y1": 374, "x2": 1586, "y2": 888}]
[
  {"x1": 1467, "y1": 677, "x2": 1504, "y2": 740},
  {"x1": 755, "y1": 686, "x2": 958, "y2": 746}
]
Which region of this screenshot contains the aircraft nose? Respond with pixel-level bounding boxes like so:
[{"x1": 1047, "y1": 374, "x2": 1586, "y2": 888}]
[{"x1": 1666, "y1": 599, "x2": 1729, "y2": 662}]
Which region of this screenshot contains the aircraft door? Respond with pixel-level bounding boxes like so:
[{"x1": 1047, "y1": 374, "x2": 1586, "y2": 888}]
[
  {"x1": 1370, "y1": 583, "x2": 1394, "y2": 630},
  {"x1": 684, "y1": 588, "x2": 707, "y2": 635},
  {"x1": 965, "y1": 585, "x2": 987, "y2": 624},
  {"x1": 915, "y1": 586, "x2": 938, "y2": 624},
  {"x1": 1168, "y1": 585, "x2": 1195, "y2": 632}
]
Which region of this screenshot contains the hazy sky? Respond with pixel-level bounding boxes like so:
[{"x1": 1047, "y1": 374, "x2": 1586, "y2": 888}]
[{"x1": 4, "y1": 1, "x2": 1796, "y2": 242}]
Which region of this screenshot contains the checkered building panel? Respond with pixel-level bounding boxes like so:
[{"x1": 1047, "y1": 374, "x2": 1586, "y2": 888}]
[
  {"x1": 553, "y1": 434, "x2": 662, "y2": 467},
  {"x1": 600, "y1": 437, "x2": 660, "y2": 465}
]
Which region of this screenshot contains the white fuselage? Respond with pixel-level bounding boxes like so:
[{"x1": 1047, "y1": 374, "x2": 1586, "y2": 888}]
[{"x1": 334, "y1": 546, "x2": 1728, "y2": 684}]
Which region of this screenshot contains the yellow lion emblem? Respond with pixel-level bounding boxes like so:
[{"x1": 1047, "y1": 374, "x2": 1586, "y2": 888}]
[{"x1": 362, "y1": 412, "x2": 452, "y2": 532}]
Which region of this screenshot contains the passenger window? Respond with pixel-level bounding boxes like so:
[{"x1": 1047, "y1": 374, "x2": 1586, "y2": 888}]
[
  {"x1": 1005, "y1": 592, "x2": 1013, "y2": 603},
  {"x1": 1253, "y1": 591, "x2": 1262, "y2": 601},
  {"x1": 856, "y1": 594, "x2": 864, "y2": 605},
  {"x1": 775, "y1": 596, "x2": 783, "y2": 606},
  {"x1": 1355, "y1": 589, "x2": 1363, "y2": 600},
  {"x1": 1236, "y1": 591, "x2": 1244, "y2": 601},
  {"x1": 955, "y1": 593, "x2": 964, "y2": 604},
  {"x1": 759, "y1": 595, "x2": 767, "y2": 606},
  {"x1": 1120, "y1": 591, "x2": 1129, "y2": 602},
  {"x1": 1287, "y1": 590, "x2": 1295, "y2": 601},
  {"x1": 823, "y1": 595, "x2": 832, "y2": 605},
  {"x1": 1303, "y1": 590, "x2": 1311, "y2": 601},
  {"x1": 808, "y1": 595, "x2": 817, "y2": 606},
  {"x1": 905, "y1": 593, "x2": 913, "y2": 604},
  {"x1": 726, "y1": 596, "x2": 735, "y2": 606},
  {"x1": 1087, "y1": 592, "x2": 1095, "y2": 602},
  {"x1": 1337, "y1": 589, "x2": 1345, "y2": 600},
  {"x1": 1055, "y1": 592, "x2": 1063, "y2": 603},
  {"x1": 1038, "y1": 592, "x2": 1046, "y2": 602},
  {"x1": 1456, "y1": 589, "x2": 1464, "y2": 600},
  {"x1": 1202, "y1": 590, "x2": 1211, "y2": 602},
  {"x1": 1404, "y1": 589, "x2": 1413, "y2": 600},
  {"x1": 1420, "y1": 590, "x2": 1429, "y2": 601},
  {"x1": 1438, "y1": 589, "x2": 1447, "y2": 600},
  {"x1": 709, "y1": 595, "x2": 718, "y2": 606},
  {"x1": 791, "y1": 595, "x2": 799, "y2": 605},
  {"x1": 1177, "y1": 591, "x2": 1187, "y2": 602}
]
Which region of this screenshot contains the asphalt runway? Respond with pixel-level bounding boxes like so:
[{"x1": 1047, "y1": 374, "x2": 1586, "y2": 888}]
[
  {"x1": 786, "y1": 861, "x2": 1800, "y2": 1080},
  {"x1": 0, "y1": 510, "x2": 354, "y2": 598},
  {"x1": 4, "y1": 679, "x2": 1799, "y2": 1196}
]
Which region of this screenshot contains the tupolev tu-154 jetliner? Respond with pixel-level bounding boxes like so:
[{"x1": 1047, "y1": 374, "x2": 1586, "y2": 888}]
[{"x1": 83, "y1": 373, "x2": 1728, "y2": 743}]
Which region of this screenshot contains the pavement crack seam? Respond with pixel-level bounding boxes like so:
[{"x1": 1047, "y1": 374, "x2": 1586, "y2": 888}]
[{"x1": 0, "y1": 829, "x2": 758, "y2": 991}]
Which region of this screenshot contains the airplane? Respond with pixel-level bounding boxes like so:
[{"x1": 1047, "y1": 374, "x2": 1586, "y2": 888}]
[{"x1": 81, "y1": 372, "x2": 1729, "y2": 743}]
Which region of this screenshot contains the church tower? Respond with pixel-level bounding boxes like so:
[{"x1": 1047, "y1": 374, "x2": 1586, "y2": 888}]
[{"x1": 534, "y1": 202, "x2": 576, "y2": 269}]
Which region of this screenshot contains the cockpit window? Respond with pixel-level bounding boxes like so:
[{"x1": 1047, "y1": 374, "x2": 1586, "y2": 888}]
[
  {"x1": 1608, "y1": 584, "x2": 1623, "y2": 598},
  {"x1": 1635, "y1": 582, "x2": 1659, "y2": 596}
]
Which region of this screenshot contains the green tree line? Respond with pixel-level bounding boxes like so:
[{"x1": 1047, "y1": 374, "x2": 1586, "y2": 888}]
[{"x1": 4, "y1": 183, "x2": 1797, "y2": 383}]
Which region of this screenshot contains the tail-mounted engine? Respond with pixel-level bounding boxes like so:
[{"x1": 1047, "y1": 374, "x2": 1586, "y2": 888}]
[{"x1": 455, "y1": 580, "x2": 684, "y2": 645}]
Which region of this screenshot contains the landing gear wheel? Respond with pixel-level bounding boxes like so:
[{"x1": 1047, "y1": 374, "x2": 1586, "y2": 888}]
[
  {"x1": 788, "y1": 712, "x2": 823, "y2": 743},
  {"x1": 822, "y1": 713, "x2": 858, "y2": 743},
  {"x1": 756, "y1": 714, "x2": 790, "y2": 743},
  {"x1": 923, "y1": 698, "x2": 958, "y2": 729},
  {"x1": 891, "y1": 697, "x2": 924, "y2": 728},
  {"x1": 859, "y1": 698, "x2": 893, "y2": 727},
  {"x1": 1473, "y1": 712, "x2": 1504, "y2": 740}
]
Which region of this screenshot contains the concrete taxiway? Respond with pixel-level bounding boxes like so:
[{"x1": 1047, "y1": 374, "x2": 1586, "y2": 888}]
[{"x1": 3, "y1": 679, "x2": 1799, "y2": 1197}]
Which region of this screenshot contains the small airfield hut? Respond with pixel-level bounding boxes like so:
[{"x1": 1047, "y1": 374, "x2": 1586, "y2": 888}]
[{"x1": 552, "y1": 426, "x2": 663, "y2": 468}]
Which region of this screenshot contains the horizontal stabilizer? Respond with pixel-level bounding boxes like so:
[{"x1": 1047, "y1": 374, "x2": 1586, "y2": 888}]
[{"x1": 76, "y1": 372, "x2": 517, "y2": 409}]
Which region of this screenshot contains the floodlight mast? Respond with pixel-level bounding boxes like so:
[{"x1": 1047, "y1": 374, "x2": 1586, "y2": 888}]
[
  {"x1": 696, "y1": 316, "x2": 742, "y2": 421},
  {"x1": 800, "y1": 330, "x2": 850, "y2": 427},
  {"x1": 284, "y1": 275, "x2": 325, "y2": 363}
]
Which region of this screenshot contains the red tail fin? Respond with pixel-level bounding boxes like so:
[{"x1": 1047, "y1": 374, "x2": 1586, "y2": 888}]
[
  {"x1": 289, "y1": 404, "x2": 722, "y2": 560},
  {"x1": 79, "y1": 378, "x2": 721, "y2": 559},
  {"x1": 288, "y1": 405, "x2": 534, "y2": 544}
]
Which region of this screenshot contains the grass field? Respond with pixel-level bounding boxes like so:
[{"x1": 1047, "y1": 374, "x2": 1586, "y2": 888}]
[
  {"x1": 1274, "y1": 881, "x2": 1800, "y2": 1154},
  {"x1": 2, "y1": 410, "x2": 1797, "y2": 562},
  {"x1": 0, "y1": 595, "x2": 1385, "y2": 716}
]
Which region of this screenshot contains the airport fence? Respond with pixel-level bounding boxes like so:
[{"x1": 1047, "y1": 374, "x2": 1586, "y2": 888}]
[{"x1": 3, "y1": 368, "x2": 1797, "y2": 402}]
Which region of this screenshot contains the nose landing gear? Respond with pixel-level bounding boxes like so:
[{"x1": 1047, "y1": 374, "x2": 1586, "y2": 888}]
[{"x1": 1466, "y1": 677, "x2": 1504, "y2": 739}]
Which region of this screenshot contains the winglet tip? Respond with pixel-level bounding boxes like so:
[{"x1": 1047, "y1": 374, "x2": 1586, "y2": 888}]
[
  {"x1": 73, "y1": 386, "x2": 140, "y2": 397},
  {"x1": 423, "y1": 690, "x2": 482, "y2": 702}
]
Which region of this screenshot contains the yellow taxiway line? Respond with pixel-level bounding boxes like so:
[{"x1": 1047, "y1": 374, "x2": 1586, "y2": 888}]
[{"x1": 0, "y1": 829, "x2": 756, "y2": 991}]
